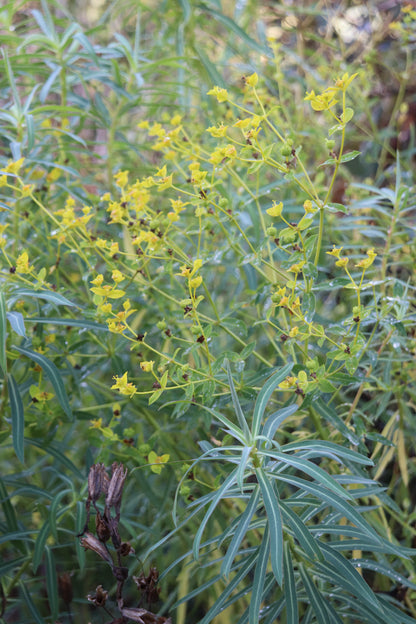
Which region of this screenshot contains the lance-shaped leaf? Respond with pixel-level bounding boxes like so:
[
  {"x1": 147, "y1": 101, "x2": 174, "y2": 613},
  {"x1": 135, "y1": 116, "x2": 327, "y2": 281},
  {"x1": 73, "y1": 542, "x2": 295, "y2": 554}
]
[
  {"x1": 8, "y1": 373, "x2": 24, "y2": 463},
  {"x1": 6, "y1": 311, "x2": 26, "y2": 337},
  {"x1": 299, "y1": 564, "x2": 330, "y2": 624},
  {"x1": 8, "y1": 287, "x2": 79, "y2": 308},
  {"x1": 221, "y1": 486, "x2": 260, "y2": 579},
  {"x1": 252, "y1": 364, "x2": 293, "y2": 438},
  {"x1": 283, "y1": 542, "x2": 298, "y2": 624},
  {"x1": 0, "y1": 291, "x2": 7, "y2": 374},
  {"x1": 193, "y1": 468, "x2": 238, "y2": 560},
  {"x1": 256, "y1": 468, "x2": 283, "y2": 586},
  {"x1": 13, "y1": 343, "x2": 72, "y2": 419},
  {"x1": 261, "y1": 403, "x2": 299, "y2": 441},
  {"x1": 248, "y1": 525, "x2": 270, "y2": 624},
  {"x1": 259, "y1": 449, "x2": 352, "y2": 500},
  {"x1": 225, "y1": 359, "x2": 251, "y2": 441}
]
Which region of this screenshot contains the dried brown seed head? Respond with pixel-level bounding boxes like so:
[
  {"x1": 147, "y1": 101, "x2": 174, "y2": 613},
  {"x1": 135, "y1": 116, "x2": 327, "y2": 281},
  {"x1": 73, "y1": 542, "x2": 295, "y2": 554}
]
[
  {"x1": 88, "y1": 463, "x2": 109, "y2": 503},
  {"x1": 95, "y1": 510, "x2": 111, "y2": 542},
  {"x1": 105, "y1": 463, "x2": 128, "y2": 512},
  {"x1": 80, "y1": 532, "x2": 113, "y2": 566},
  {"x1": 87, "y1": 585, "x2": 108, "y2": 607}
]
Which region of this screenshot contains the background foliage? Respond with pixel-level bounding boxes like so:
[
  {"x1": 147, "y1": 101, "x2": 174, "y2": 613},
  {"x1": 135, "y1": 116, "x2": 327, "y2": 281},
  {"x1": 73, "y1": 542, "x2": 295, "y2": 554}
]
[{"x1": 0, "y1": 1, "x2": 415, "y2": 623}]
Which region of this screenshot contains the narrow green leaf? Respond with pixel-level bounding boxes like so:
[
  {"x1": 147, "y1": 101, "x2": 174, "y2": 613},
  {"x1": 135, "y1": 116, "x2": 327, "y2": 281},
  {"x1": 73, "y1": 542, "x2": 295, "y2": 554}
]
[
  {"x1": 225, "y1": 359, "x2": 251, "y2": 441},
  {"x1": 75, "y1": 501, "x2": 86, "y2": 572},
  {"x1": 314, "y1": 559, "x2": 379, "y2": 612},
  {"x1": 45, "y1": 546, "x2": 58, "y2": 621},
  {"x1": 0, "y1": 556, "x2": 27, "y2": 576},
  {"x1": 283, "y1": 542, "x2": 298, "y2": 624},
  {"x1": 0, "y1": 291, "x2": 7, "y2": 374},
  {"x1": 280, "y1": 502, "x2": 323, "y2": 562},
  {"x1": 236, "y1": 445, "x2": 252, "y2": 491},
  {"x1": 252, "y1": 363, "x2": 293, "y2": 437},
  {"x1": 179, "y1": 0, "x2": 191, "y2": 22},
  {"x1": 8, "y1": 373, "x2": 24, "y2": 463},
  {"x1": 322, "y1": 545, "x2": 387, "y2": 606},
  {"x1": 195, "y1": 45, "x2": 226, "y2": 87},
  {"x1": 312, "y1": 399, "x2": 360, "y2": 445},
  {"x1": 202, "y1": 7, "x2": 272, "y2": 57},
  {"x1": 8, "y1": 288, "x2": 78, "y2": 308},
  {"x1": 193, "y1": 403, "x2": 246, "y2": 444},
  {"x1": 351, "y1": 558, "x2": 416, "y2": 589},
  {"x1": 276, "y1": 474, "x2": 382, "y2": 544},
  {"x1": 379, "y1": 596, "x2": 416, "y2": 624},
  {"x1": 256, "y1": 468, "x2": 283, "y2": 585},
  {"x1": 281, "y1": 439, "x2": 372, "y2": 465},
  {"x1": 27, "y1": 439, "x2": 82, "y2": 477},
  {"x1": 249, "y1": 526, "x2": 270, "y2": 624},
  {"x1": 49, "y1": 489, "x2": 70, "y2": 540},
  {"x1": 13, "y1": 344, "x2": 72, "y2": 419},
  {"x1": 299, "y1": 564, "x2": 329, "y2": 624},
  {"x1": 0, "y1": 476, "x2": 18, "y2": 532},
  {"x1": 33, "y1": 520, "x2": 50, "y2": 573},
  {"x1": 6, "y1": 311, "x2": 26, "y2": 337},
  {"x1": 0, "y1": 530, "x2": 34, "y2": 545},
  {"x1": 260, "y1": 449, "x2": 352, "y2": 499},
  {"x1": 199, "y1": 553, "x2": 257, "y2": 624},
  {"x1": 262, "y1": 404, "x2": 298, "y2": 441},
  {"x1": 26, "y1": 316, "x2": 106, "y2": 330},
  {"x1": 2, "y1": 49, "x2": 21, "y2": 112},
  {"x1": 221, "y1": 487, "x2": 260, "y2": 579},
  {"x1": 19, "y1": 581, "x2": 45, "y2": 624},
  {"x1": 193, "y1": 468, "x2": 238, "y2": 560}
]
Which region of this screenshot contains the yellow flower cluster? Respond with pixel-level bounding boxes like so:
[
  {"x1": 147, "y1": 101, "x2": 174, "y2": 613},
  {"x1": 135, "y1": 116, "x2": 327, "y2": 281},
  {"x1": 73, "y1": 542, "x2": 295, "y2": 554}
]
[
  {"x1": 56, "y1": 196, "x2": 93, "y2": 231},
  {"x1": 304, "y1": 73, "x2": 357, "y2": 111},
  {"x1": 111, "y1": 372, "x2": 137, "y2": 397}
]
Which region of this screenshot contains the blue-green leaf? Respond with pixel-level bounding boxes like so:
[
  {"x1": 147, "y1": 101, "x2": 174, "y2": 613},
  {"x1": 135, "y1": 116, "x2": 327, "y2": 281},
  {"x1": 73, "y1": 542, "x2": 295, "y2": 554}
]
[
  {"x1": 27, "y1": 439, "x2": 82, "y2": 477},
  {"x1": 8, "y1": 373, "x2": 24, "y2": 463},
  {"x1": 193, "y1": 468, "x2": 238, "y2": 560},
  {"x1": 299, "y1": 564, "x2": 329, "y2": 624},
  {"x1": 0, "y1": 530, "x2": 34, "y2": 545},
  {"x1": 351, "y1": 558, "x2": 416, "y2": 590},
  {"x1": 33, "y1": 520, "x2": 50, "y2": 573},
  {"x1": 193, "y1": 403, "x2": 246, "y2": 444},
  {"x1": 280, "y1": 502, "x2": 323, "y2": 562},
  {"x1": 313, "y1": 398, "x2": 360, "y2": 445},
  {"x1": 202, "y1": 7, "x2": 272, "y2": 57},
  {"x1": 281, "y1": 439, "x2": 371, "y2": 465},
  {"x1": 0, "y1": 476, "x2": 18, "y2": 532},
  {"x1": 49, "y1": 489, "x2": 71, "y2": 540},
  {"x1": 261, "y1": 404, "x2": 298, "y2": 441},
  {"x1": 8, "y1": 288, "x2": 78, "y2": 308},
  {"x1": 283, "y1": 542, "x2": 298, "y2": 624},
  {"x1": 25, "y1": 316, "x2": 106, "y2": 330},
  {"x1": 249, "y1": 525, "x2": 270, "y2": 624},
  {"x1": 13, "y1": 344, "x2": 72, "y2": 419},
  {"x1": 260, "y1": 449, "x2": 352, "y2": 499},
  {"x1": 0, "y1": 556, "x2": 27, "y2": 576},
  {"x1": 322, "y1": 545, "x2": 387, "y2": 605},
  {"x1": 225, "y1": 359, "x2": 251, "y2": 441},
  {"x1": 199, "y1": 553, "x2": 257, "y2": 624},
  {"x1": 45, "y1": 546, "x2": 58, "y2": 620},
  {"x1": 221, "y1": 486, "x2": 260, "y2": 579},
  {"x1": 256, "y1": 468, "x2": 283, "y2": 585},
  {"x1": 252, "y1": 364, "x2": 293, "y2": 437},
  {"x1": 19, "y1": 580, "x2": 45, "y2": 624},
  {"x1": 6, "y1": 311, "x2": 26, "y2": 337},
  {"x1": 0, "y1": 291, "x2": 7, "y2": 374},
  {"x1": 276, "y1": 474, "x2": 382, "y2": 544}
]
